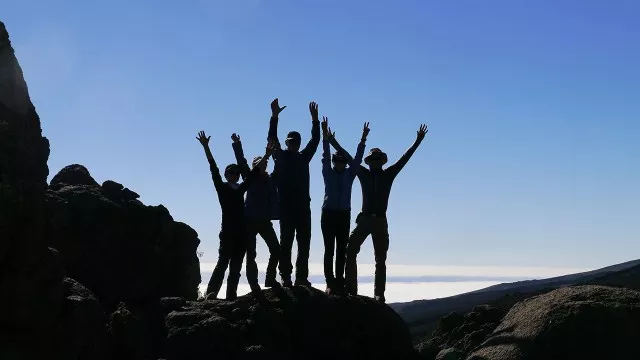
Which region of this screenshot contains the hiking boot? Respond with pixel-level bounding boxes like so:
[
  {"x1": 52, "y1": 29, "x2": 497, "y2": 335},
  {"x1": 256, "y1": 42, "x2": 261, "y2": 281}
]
[
  {"x1": 250, "y1": 283, "x2": 262, "y2": 295},
  {"x1": 264, "y1": 278, "x2": 281, "y2": 288},
  {"x1": 374, "y1": 295, "x2": 386, "y2": 304},
  {"x1": 282, "y1": 279, "x2": 294, "y2": 288},
  {"x1": 294, "y1": 279, "x2": 312, "y2": 287},
  {"x1": 325, "y1": 286, "x2": 335, "y2": 296}
]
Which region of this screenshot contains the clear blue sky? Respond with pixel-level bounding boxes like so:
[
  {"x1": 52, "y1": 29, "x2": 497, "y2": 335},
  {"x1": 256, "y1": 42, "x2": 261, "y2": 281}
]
[{"x1": 4, "y1": 0, "x2": 639, "y2": 270}]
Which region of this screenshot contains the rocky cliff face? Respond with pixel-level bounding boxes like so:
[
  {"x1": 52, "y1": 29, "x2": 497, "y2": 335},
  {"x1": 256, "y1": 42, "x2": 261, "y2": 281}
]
[
  {"x1": 45, "y1": 164, "x2": 201, "y2": 310},
  {"x1": 0, "y1": 19, "x2": 66, "y2": 357}
]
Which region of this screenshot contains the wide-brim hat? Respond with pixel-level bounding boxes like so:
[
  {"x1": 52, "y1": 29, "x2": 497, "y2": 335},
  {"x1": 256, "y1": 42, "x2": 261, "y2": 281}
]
[{"x1": 364, "y1": 148, "x2": 387, "y2": 165}]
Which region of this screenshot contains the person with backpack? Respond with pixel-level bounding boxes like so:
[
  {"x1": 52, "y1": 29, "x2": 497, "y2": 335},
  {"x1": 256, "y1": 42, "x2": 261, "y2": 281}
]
[
  {"x1": 320, "y1": 117, "x2": 369, "y2": 295},
  {"x1": 344, "y1": 124, "x2": 428, "y2": 303},
  {"x1": 230, "y1": 130, "x2": 281, "y2": 289},
  {"x1": 196, "y1": 130, "x2": 276, "y2": 299}
]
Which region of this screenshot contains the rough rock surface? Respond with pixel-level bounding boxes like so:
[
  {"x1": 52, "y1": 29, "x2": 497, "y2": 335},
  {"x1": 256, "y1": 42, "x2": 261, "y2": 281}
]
[
  {"x1": 45, "y1": 165, "x2": 201, "y2": 310},
  {"x1": 468, "y1": 285, "x2": 640, "y2": 360},
  {"x1": 0, "y1": 19, "x2": 65, "y2": 358},
  {"x1": 417, "y1": 304, "x2": 505, "y2": 358},
  {"x1": 159, "y1": 287, "x2": 417, "y2": 360}
]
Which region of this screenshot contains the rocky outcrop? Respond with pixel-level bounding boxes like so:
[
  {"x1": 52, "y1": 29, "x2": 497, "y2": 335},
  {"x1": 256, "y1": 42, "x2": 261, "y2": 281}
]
[
  {"x1": 468, "y1": 286, "x2": 640, "y2": 360},
  {"x1": 417, "y1": 304, "x2": 505, "y2": 358},
  {"x1": 106, "y1": 287, "x2": 418, "y2": 360},
  {"x1": 0, "y1": 18, "x2": 65, "y2": 358},
  {"x1": 45, "y1": 165, "x2": 201, "y2": 310}
]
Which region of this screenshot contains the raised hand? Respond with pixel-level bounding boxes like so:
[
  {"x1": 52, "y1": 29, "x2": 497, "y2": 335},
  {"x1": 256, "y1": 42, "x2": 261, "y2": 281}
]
[
  {"x1": 231, "y1": 133, "x2": 241, "y2": 143},
  {"x1": 265, "y1": 139, "x2": 278, "y2": 156},
  {"x1": 362, "y1": 122, "x2": 370, "y2": 139},
  {"x1": 271, "y1": 98, "x2": 286, "y2": 116},
  {"x1": 197, "y1": 131, "x2": 211, "y2": 146},
  {"x1": 321, "y1": 116, "x2": 329, "y2": 137},
  {"x1": 417, "y1": 124, "x2": 428, "y2": 141},
  {"x1": 326, "y1": 126, "x2": 336, "y2": 140},
  {"x1": 309, "y1": 101, "x2": 319, "y2": 121}
]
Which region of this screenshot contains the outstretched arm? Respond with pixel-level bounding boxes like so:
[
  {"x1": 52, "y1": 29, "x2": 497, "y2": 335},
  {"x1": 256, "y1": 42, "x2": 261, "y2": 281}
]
[
  {"x1": 321, "y1": 117, "x2": 332, "y2": 174},
  {"x1": 231, "y1": 133, "x2": 250, "y2": 180},
  {"x1": 386, "y1": 124, "x2": 428, "y2": 177},
  {"x1": 267, "y1": 98, "x2": 286, "y2": 153},
  {"x1": 196, "y1": 131, "x2": 224, "y2": 191},
  {"x1": 348, "y1": 122, "x2": 369, "y2": 174},
  {"x1": 239, "y1": 139, "x2": 277, "y2": 193},
  {"x1": 301, "y1": 101, "x2": 321, "y2": 162}
]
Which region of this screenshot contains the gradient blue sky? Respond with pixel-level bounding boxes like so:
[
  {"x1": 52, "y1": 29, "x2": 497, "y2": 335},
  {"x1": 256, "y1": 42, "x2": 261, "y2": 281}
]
[{"x1": 4, "y1": 0, "x2": 639, "y2": 271}]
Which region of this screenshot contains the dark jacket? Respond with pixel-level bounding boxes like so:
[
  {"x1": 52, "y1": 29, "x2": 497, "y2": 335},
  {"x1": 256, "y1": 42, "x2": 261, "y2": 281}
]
[
  {"x1": 208, "y1": 155, "x2": 258, "y2": 230},
  {"x1": 232, "y1": 141, "x2": 280, "y2": 220},
  {"x1": 322, "y1": 139, "x2": 365, "y2": 211},
  {"x1": 268, "y1": 115, "x2": 320, "y2": 211},
  {"x1": 356, "y1": 140, "x2": 421, "y2": 215}
]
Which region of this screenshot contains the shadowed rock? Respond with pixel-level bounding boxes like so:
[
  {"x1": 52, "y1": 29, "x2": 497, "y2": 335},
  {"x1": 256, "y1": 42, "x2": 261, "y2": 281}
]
[
  {"x1": 45, "y1": 165, "x2": 201, "y2": 310},
  {"x1": 468, "y1": 285, "x2": 640, "y2": 360}
]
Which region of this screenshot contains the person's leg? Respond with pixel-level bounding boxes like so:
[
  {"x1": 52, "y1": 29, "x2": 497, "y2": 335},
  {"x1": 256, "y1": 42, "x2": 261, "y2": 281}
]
[
  {"x1": 226, "y1": 232, "x2": 245, "y2": 300},
  {"x1": 345, "y1": 214, "x2": 371, "y2": 295},
  {"x1": 321, "y1": 209, "x2": 337, "y2": 289},
  {"x1": 206, "y1": 231, "x2": 231, "y2": 297},
  {"x1": 244, "y1": 222, "x2": 260, "y2": 289},
  {"x1": 278, "y1": 212, "x2": 295, "y2": 286},
  {"x1": 334, "y1": 210, "x2": 351, "y2": 292},
  {"x1": 259, "y1": 220, "x2": 281, "y2": 287},
  {"x1": 294, "y1": 208, "x2": 312, "y2": 286},
  {"x1": 371, "y1": 217, "x2": 390, "y2": 303}
]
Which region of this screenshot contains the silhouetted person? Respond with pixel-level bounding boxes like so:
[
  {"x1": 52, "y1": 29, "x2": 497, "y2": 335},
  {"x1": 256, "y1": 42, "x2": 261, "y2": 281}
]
[
  {"x1": 344, "y1": 124, "x2": 428, "y2": 303},
  {"x1": 268, "y1": 98, "x2": 320, "y2": 287},
  {"x1": 197, "y1": 130, "x2": 275, "y2": 300},
  {"x1": 231, "y1": 132, "x2": 282, "y2": 289},
  {"x1": 320, "y1": 117, "x2": 369, "y2": 295}
]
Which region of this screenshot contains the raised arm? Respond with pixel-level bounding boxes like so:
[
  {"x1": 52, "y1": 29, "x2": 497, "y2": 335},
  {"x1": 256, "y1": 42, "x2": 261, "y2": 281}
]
[
  {"x1": 386, "y1": 124, "x2": 428, "y2": 177},
  {"x1": 267, "y1": 98, "x2": 286, "y2": 153},
  {"x1": 239, "y1": 139, "x2": 277, "y2": 193},
  {"x1": 196, "y1": 131, "x2": 224, "y2": 191},
  {"x1": 301, "y1": 101, "x2": 321, "y2": 162},
  {"x1": 231, "y1": 133, "x2": 250, "y2": 180},
  {"x1": 321, "y1": 117, "x2": 332, "y2": 174},
  {"x1": 348, "y1": 122, "x2": 369, "y2": 174}
]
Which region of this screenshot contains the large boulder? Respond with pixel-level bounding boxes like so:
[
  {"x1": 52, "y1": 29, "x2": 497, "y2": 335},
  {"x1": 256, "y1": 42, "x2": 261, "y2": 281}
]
[
  {"x1": 468, "y1": 285, "x2": 640, "y2": 360},
  {"x1": 45, "y1": 165, "x2": 201, "y2": 310},
  {"x1": 160, "y1": 287, "x2": 417, "y2": 360}
]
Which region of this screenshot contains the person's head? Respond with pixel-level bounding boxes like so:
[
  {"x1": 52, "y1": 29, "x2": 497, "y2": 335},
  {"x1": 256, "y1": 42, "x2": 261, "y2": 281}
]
[
  {"x1": 332, "y1": 152, "x2": 348, "y2": 172},
  {"x1": 252, "y1": 156, "x2": 268, "y2": 173},
  {"x1": 224, "y1": 164, "x2": 241, "y2": 184},
  {"x1": 364, "y1": 148, "x2": 387, "y2": 170},
  {"x1": 285, "y1": 131, "x2": 301, "y2": 152}
]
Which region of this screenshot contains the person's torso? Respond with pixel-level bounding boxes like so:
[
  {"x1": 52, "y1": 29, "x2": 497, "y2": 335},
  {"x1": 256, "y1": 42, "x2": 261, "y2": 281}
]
[
  {"x1": 217, "y1": 183, "x2": 246, "y2": 226},
  {"x1": 244, "y1": 173, "x2": 275, "y2": 219},
  {"x1": 358, "y1": 169, "x2": 395, "y2": 214},
  {"x1": 323, "y1": 168, "x2": 357, "y2": 210},
  {"x1": 276, "y1": 150, "x2": 311, "y2": 205}
]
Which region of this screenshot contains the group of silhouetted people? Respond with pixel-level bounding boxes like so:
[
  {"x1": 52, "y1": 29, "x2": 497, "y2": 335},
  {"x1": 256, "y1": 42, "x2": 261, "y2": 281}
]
[{"x1": 197, "y1": 99, "x2": 427, "y2": 303}]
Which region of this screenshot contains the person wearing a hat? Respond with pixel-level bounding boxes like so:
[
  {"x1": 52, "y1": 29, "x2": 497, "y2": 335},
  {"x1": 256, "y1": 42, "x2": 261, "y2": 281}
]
[
  {"x1": 196, "y1": 130, "x2": 276, "y2": 300},
  {"x1": 320, "y1": 117, "x2": 369, "y2": 295},
  {"x1": 231, "y1": 132, "x2": 282, "y2": 290},
  {"x1": 267, "y1": 98, "x2": 321, "y2": 287},
  {"x1": 344, "y1": 124, "x2": 428, "y2": 303}
]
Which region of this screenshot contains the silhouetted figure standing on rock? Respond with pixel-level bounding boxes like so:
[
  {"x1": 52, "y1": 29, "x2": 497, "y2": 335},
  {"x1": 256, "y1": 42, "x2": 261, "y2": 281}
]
[
  {"x1": 197, "y1": 131, "x2": 276, "y2": 299},
  {"x1": 345, "y1": 124, "x2": 428, "y2": 303},
  {"x1": 231, "y1": 132, "x2": 282, "y2": 289},
  {"x1": 268, "y1": 98, "x2": 321, "y2": 287},
  {"x1": 320, "y1": 117, "x2": 369, "y2": 295}
]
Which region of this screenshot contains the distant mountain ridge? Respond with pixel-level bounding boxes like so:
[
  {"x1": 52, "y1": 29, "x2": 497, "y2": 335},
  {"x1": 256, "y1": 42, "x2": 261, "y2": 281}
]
[{"x1": 390, "y1": 258, "x2": 640, "y2": 341}]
